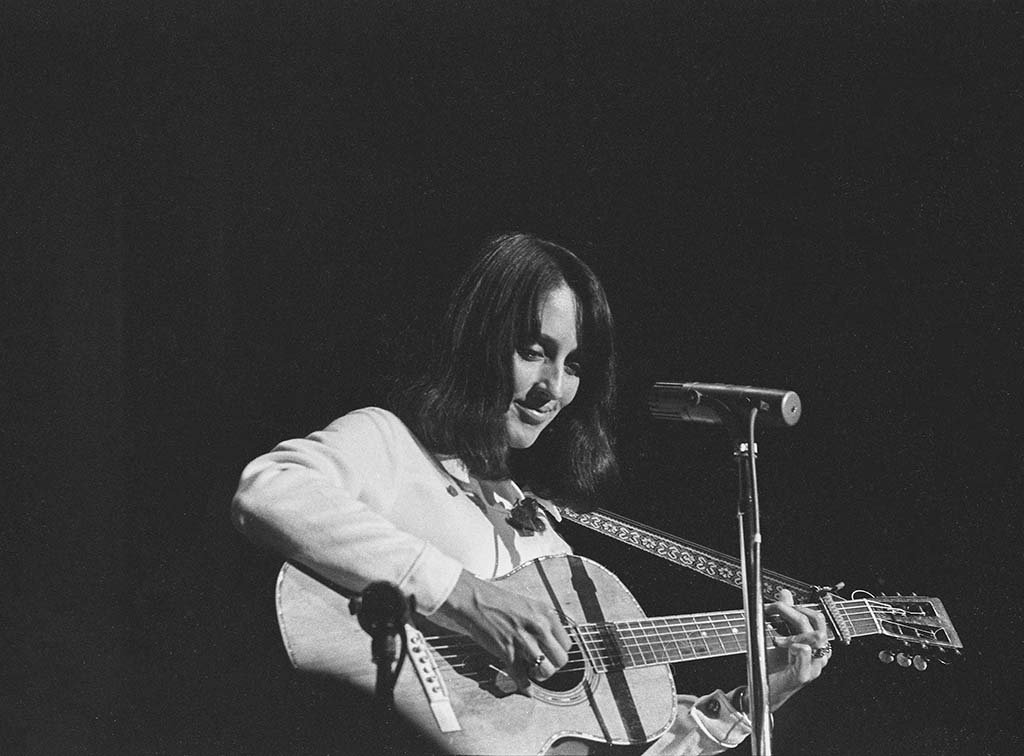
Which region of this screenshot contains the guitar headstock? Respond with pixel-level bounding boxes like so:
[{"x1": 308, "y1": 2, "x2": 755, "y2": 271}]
[{"x1": 859, "y1": 595, "x2": 963, "y2": 670}]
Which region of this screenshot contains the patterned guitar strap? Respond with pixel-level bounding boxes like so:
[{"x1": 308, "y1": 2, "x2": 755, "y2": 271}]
[{"x1": 558, "y1": 507, "x2": 818, "y2": 604}]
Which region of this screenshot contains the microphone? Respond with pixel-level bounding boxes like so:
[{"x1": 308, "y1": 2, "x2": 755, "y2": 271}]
[
  {"x1": 350, "y1": 581, "x2": 414, "y2": 664},
  {"x1": 649, "y1": 381, "x2": 802, "y2": 427}
]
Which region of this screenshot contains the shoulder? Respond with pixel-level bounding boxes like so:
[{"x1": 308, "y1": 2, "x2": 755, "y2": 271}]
[
  {"x1": 324, "y1": 406, "x2": 405, "y2": 433},
  {"x1": 321, "y1": 407, "x2": 420, "y2": 450}
]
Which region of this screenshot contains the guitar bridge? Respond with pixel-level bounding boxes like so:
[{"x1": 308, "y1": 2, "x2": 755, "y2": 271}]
[{"x1": 406, "y1": 625, "x2": 462, "y2": 733}]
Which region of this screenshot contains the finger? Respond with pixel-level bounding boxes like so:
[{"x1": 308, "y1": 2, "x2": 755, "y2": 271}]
[
  {"x1": 782, "y1": 600, "x2": 828, "y2": 630},
  {"x1": 775, "y1": 630, "x2": 831, "y2": 656},
  {"x1": 789, "y1": 604, "x2": 830, "y2": 648},
  {"x1": 765, "y1": 589, "x2": 798, "y2": 630},
  {"x1": 790, "y1": 642, "x2": 812, "y2": 676},
  {"x1": 789, "y1": 641, "x2": 812, "y2": 663},
  {"x1": 786, "y1": 642, "x2": 822, "y2": 683},
  {"x1": 770, "y1": 603, "x2": 813, "y2": 637},
  {"x1": 535, "y1": 630, "x2": 570, "y2": 670},
  {"x1": 550, "y1": 614, "x2": 573, "y2": 653},
  {"x1": 792, "y1": 642, "x2": 829, "y2": 681},
  {"x1": 800, "y1": 606, "x2": 830, "y2": 638},
  {"x1": 771, "y1": 600, "x2": 824, "y2": 636},
  {"x1": 526, "y1": 620, "x2": 574, "y2": 680},
  {"x1": 526, "y1": 646, "x2": 566, "y2": 677},
  {"x1": 530, "y1": 612, "x2": 572, "y2": 669},
  {"x1": 765, "y1": 590, "x2": 792, "y2": 622},
  {"x1": 812, "y1": 645, "x2": 832, "y2": 668},
  {"x1": 523, "y1": 648, "x2": 557, "y2": 682}
]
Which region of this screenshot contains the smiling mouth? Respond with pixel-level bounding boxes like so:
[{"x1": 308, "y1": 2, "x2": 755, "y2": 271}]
[{"x1": 514, "y1": 401, "x2": 557, "y2": 425}]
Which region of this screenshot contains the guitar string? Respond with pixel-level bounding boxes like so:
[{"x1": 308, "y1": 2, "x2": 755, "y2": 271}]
[
  {"x1": 438, "y1": 632, "x2": 811, "y2": 677},
  {"x1": 590, "y1": 607, "x2": 924, "y2": 660},
  {"x1": 437, "y1": 642, "x2": 757, "y2": 676},
  {"x1": 422, "y1": 602, "x2": 893, "y2": 652},
  {"x1": 431, "y1": 613, "x2": 936, "y2": 677},
  {"x1": 428, "y1": 626, "x2": 772, "y2": 675},
  {"x1": 594, "y1": 606, "x2": 949, "y2": 668},
  {"x1": 417, "y1": 602, "x2": 950, "y2": 684},
  {"x1": 421, "y1": 601, "x2": 934, "y2": 673},
  {"x1": 424, "y1": 616, "x2": 892, "y2": 665},
  {"x1": 424, "y1": 607, "x2": 896, "y2": 657},
  {"x1": 428, "y1": 623, "x2": 796, "y2": 655},
  {"x1": 421, "y1": 599, "x2": 902, "y2": 646}
]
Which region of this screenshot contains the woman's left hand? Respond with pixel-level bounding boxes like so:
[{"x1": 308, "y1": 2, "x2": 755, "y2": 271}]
[{"x1": 764, "y1": 589, "x2": 832, "y2": 710}]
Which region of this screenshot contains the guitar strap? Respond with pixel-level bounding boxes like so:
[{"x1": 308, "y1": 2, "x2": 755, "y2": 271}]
[{"x1": 558, "y1": 507, "x2": 818, "y2": 603}]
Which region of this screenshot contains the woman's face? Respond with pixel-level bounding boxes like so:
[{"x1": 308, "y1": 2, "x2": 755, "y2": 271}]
[{"x1": 505, "y1": 284, "x2": 582, "y2": 449}]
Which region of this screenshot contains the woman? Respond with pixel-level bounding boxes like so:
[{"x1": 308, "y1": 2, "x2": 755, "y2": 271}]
[{"x1": 232, "y1": 233, "x2": 829, "y2": 754}]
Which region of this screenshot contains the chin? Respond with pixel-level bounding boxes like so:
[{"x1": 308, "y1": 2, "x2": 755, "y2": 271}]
[
  {"x1": 506, "y1": 421, "x2": 543, "y2": 449},
  {"x1": 507, "y1": 431, "x2": 539, "y2": 449}
]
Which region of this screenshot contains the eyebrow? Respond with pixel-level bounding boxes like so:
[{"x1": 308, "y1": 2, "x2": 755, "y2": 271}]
[{"x1": 536, "y1": 332, "x2": 581, "y2": 357}]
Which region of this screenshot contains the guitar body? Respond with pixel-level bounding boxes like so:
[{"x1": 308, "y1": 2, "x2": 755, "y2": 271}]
[{"x1": 277, "y1": 554, "x2": 676, "y2": 755}]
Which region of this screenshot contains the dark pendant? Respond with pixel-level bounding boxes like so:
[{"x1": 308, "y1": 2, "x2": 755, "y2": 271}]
[{"x1": 506, "y1": 496, "x2": 547, "y2": 535}]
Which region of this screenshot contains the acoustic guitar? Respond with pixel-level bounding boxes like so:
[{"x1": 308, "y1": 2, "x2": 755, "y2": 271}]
[{"x1": 276, "y1": 554, "x2": 961, "y2": 755}]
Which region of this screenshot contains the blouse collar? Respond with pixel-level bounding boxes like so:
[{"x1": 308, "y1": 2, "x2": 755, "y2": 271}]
[{"x1": 437, "y1": 457, "x2": 562, "y2": 522}]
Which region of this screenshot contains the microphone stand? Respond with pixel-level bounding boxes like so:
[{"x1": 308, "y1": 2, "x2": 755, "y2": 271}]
[
  {"x1": 370, "y1": 622, "x2": 402, "y2": 704},
  {"x1": 729, "y1": 406, "x2": 772, "y2": 755},
  {"x1": 350, "y1": 582, "x2": 415, "y2": 707},
  {"x1": 647, "y1": 380, "x2": 802, "y2": 756}
]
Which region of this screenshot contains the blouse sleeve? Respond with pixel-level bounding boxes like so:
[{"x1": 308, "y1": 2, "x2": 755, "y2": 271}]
[
  {"x1": 231, "y1": 408, "x2": 465, "y2": 615},
  {"x1": 642, "y1": 690, "x2": 751, "y2": 755}
]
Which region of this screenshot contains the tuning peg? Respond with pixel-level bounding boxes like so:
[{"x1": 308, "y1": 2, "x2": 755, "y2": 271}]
[
  {"x1": 895, "y1": 652, "x2": 912, "y2": 668},
  {"x1": 912, "y1": 655, "x2": 928, "y2": 671},
  {"x1": 878, "y1": 650, "x2": 895, "y2": 664}
]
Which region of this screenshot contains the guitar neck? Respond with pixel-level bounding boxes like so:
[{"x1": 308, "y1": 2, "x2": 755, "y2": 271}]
[{"x1": 580, "y1": 600, "x2": 878, "y2": 672}]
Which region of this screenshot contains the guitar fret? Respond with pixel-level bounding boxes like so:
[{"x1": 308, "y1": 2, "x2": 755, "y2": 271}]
[
  {"x1": 834, "y1": 600, "x2": 890, "y2": 638},
  {"x1": 655, "y1": 617, "x2": 695, "y2": 662},
  {"x1": 575, "y1": 622, "x2": 634, "y2": 672},
  {"x1": 577, "y1": 611, "x2": 766, "y2": 671}
]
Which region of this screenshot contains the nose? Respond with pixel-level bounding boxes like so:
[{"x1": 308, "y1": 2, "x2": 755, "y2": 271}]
[{"x1": 538, "y1": 361, "x2": 566, "y2": 400}]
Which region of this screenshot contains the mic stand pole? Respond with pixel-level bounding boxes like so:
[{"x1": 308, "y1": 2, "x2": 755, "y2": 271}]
[
  {"x1": 370, "y1": 627, "x2": 400, "y2": 706},
  {"x1": 731, "y1": 407, "x2": 772, "y2": 755}
]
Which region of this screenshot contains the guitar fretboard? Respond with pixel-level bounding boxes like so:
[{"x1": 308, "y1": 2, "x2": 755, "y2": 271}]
[{"x1": 572, "y1": 600, "x2": 885, "y2": 672}]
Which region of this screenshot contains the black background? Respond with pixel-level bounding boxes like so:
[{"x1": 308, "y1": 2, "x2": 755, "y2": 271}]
[{"x1": 7, "y1": 1, "x2": 1023, "y2": 754}]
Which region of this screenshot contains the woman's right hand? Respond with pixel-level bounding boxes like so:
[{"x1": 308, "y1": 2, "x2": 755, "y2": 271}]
[{"x1": 431, "y1": 569, "x2": 572, "y2": 686}]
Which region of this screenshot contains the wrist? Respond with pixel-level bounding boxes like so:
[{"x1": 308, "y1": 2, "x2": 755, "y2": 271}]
[{"x1": 432, "y1": 570, "x2": 480, "y2": 629}]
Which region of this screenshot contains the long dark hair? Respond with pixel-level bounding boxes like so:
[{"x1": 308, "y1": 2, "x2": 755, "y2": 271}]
[{"x1": 390, "y1": 233, "x2": 618, "y2": 509}]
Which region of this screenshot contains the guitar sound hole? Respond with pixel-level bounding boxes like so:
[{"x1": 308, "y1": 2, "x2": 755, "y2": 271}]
[
  {"x1": 534, "y1": 664, "x2": 585, "y2": 692},
  {"x1": 533, "y1": 647, "x2": 586, "y2": 693}
]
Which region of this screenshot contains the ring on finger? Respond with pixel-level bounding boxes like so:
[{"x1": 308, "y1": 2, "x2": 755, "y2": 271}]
[
  {"x1": 531, "y1": 654, "x2": 547, "y2": 669},
  {"x1": 811, "y1": 643, "x2": 832, "y2": 659}
]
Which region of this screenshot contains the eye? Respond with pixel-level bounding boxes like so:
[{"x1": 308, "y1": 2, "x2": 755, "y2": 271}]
[
  {"x1": 565, "y1": 360, "x2": 582, "y2": 377},
  {"x1": 517, "y1": 346, "x2": 545, "y2": 361}
]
